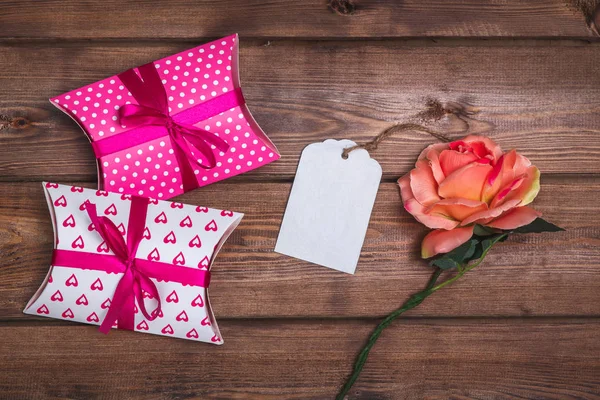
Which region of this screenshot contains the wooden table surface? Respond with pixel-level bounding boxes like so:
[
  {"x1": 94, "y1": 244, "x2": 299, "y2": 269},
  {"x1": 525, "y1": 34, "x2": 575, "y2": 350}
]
[{"x1": 1, "y1": 1, "x2": 600, "y2": 399}]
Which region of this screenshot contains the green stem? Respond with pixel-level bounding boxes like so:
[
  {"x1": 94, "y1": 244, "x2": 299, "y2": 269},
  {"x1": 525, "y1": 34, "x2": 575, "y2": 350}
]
[{"x1": 335, "y1": 234, "x2": 505, "y2": 400}]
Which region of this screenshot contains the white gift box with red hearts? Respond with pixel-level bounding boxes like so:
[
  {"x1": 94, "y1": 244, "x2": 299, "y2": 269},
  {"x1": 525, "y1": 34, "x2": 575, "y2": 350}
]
[{"x1": 24, "y1": 182, "x2": 243, "y2": 344}]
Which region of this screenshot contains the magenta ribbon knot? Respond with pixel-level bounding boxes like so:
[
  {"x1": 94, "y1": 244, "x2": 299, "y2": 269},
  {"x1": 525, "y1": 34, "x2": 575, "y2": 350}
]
[
  {"x1": 51, "y1": 195, "x2": 212, "y2": 335},
  {"x1": 85, "y1": 197, "x2": 161, "y2": 333},
  {"x1": 91, "y1": 62, "x2": 246, "y2": 191}
]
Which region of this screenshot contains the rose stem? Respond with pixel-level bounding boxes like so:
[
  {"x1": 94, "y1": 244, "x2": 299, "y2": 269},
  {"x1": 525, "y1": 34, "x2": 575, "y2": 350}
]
[{"x1": 335, "y1": 234, "x2": 507, "y2": 400}]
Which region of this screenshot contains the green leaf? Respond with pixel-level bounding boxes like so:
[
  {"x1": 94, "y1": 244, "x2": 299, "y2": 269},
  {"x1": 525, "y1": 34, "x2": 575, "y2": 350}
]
[
  {"x1": 429, "y1": 239, "x2": 477, "y2": 270},
  {"x1": 473, "y1": 224, "x2": 499, "y2": 236},
  {"x1": 429, "y1": 232, "x2": 509, "y2": 271},
  {"x1": 510, "y1": 217, "x2": 565, "y2": 234}
]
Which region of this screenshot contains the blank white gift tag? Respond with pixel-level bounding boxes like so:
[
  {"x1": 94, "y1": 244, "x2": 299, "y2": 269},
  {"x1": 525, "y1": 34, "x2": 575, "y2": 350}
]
[{"x1": 275, "y1": 139, "x2": 382, "y2": 274}]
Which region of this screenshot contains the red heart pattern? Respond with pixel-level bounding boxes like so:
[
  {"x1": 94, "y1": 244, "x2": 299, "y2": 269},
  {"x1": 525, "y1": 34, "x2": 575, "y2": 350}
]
[
  {"x1": 186, "y1": 328, "x2": 199, "y2": 338},
  {"x1": 205, "y1": 220, "x2": 217, "y2": 231},
  {"x1": 50, "y1": 290, "x2": 63, "y2": 302},
  {"x1": 62, "y1": 215, "x2": 76, "y2": 228},
  {"x1": 90, "y1": 278, "x2": 103, "y2": 291},
  {"x1": 163, "y1": 231, "x2": 177, "y2": 244},
  {"x1": 166, "y1": 290, "x2": 179, "y2": 303},
  {"x1": 161, "y1": 324, "x2": 174, "y2": 335},
  {"x1": 189, "y1": 235, "x2": 202, "y2": 248},
  {"x1": 104, "y1": 203, "x2": 117, "y2": 215},
  {"x1": 179, "y1": 216, "x2": 193, "y2": 228},
  {"x1": 191, "y1": 294, "x2": 204, "y2": 308},
  {"x1": 76, "y1": 294, "x2": 89, "y2": 306},
  {"x1": 97, "y1": 241, "x2": 109, "y2": 253},
  {"x1": 137, "y1": 320, "x2": 149, "y2": 330},
  {"x1": 154, "y1": 212, "x2": 168, "y2": 224},
  {"x1": 86, "y1": 312, "x2": 99, "y2": 322},
  {"x1": 176, "y1": 310, "x2": 189, "y2": 322},
  {"x1": 65, "y1": 274, "x2": 78, "y2": 287},
  {"x1": 147, "y1": 248, "x2": 160, "y2": 261},
  {"x1": 36, "y1": 183, "x2": 241, "y2": 343},
  {"x1": 71, "y1": 235, "x2": 85, "y2": 249},
  {"x1": 101, "y1": 298, "x2": 111, "y2": 309},
  {"x1": 79, "y1": 199, "x2": 91, "y2": 211},
  {"x1": 172, "y1": 252, "x2": 186, "y2": 265},
  {"x1": 198, "y1": 256, "x2": 210, "y2": 269},
  {"x1": 54, "y1": 195, "x2": 67, "y2": 207},
  {"x1": 37, "y1": 304, "x2": 50, "y2": 314}
]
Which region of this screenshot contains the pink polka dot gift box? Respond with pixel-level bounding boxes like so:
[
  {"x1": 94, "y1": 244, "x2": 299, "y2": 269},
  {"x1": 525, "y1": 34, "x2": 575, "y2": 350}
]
[
  {"x1": 50, "y1": 34, "x2": 279, "y2": 200},
  {"x1": 24, "y1": 182, "x2": 243, "y2": 344}
]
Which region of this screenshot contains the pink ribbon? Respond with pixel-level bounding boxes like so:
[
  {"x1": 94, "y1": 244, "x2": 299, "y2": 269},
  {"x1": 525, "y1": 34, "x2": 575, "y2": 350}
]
[
  {"x1": 52, "y1": 196, "x2": 211, "y2": 334},
  {"x1": 91, "y1": 62, "x2": 245, "y2": 191}
]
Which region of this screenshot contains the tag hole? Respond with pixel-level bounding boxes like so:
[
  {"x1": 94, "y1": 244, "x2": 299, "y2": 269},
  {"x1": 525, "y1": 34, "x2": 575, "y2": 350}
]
[{"x1": 341, "y1": 152, "x2": 349, "y2": 160}]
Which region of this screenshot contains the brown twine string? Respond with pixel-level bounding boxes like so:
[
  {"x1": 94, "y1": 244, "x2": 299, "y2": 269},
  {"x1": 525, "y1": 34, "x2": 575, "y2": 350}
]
[{"x1": 341, "y1": 123, "x2": 451, "y2": 159}]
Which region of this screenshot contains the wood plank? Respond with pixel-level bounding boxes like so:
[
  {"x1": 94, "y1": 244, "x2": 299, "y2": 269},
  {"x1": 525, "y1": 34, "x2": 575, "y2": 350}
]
[
  {"x1": 1, "y1": 40, "x2": 600, "y2": 181},
  {"x1": 2, "y1": 178, "x2": 598, "y2": 320},
  {"x1": 0, "y1": 0, "x2": 595, "y2": 39},
  {"x1": 0, "y1": 319, "x2": 598, "y2": 399}
]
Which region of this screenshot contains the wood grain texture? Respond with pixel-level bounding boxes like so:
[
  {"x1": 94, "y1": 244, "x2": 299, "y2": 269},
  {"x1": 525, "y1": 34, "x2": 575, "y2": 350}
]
[
  {"x1": 0, "y1": 0, "x2": 595, "y2": 39},
  {"x1": 1, "y1": 40, "x2": 600, "y2": 181},
  {"x1": 2, "y1": 178, "x2": 598, "y2": 320},
  {"x1": 2, "y1": 1, "x2": 600, "y2": 397},
  {"x1": 1, "y1": 319, "x2": 599, "y2": 399}
]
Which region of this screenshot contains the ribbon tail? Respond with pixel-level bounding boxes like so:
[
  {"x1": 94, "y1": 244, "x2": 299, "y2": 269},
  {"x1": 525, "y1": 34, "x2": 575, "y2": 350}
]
[
  {"x1": 99, "y1": 270, "x2": 135, "y2": 334},
  {"x1": 182, "y1": 133, "x2": 218, "y2": 169},
  {"x1": 170, "y1": 135, "x2": 200, "y2": 192},
  {"x1": 134, "y1": 273, "x2": 161, "y2": 321}
]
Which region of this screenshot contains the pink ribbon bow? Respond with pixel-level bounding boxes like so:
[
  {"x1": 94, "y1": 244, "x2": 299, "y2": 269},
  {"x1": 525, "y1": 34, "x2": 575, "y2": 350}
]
[
  {"x1": 52, "y1": 196, "x2": 211, "y2": 334},
  {"x1": 91, "y1": 62, "x2": 245, "y2": 191}
]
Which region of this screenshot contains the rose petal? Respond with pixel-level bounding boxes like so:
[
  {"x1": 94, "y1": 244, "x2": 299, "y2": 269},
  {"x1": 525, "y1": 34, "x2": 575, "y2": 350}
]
[
  {"x1": 438, "y1": 162, "x2": 493, "y2": 202},
  {"x1": 427, "y1": 198, "x2": 488, "y2": 222},
  {"x1": 419, "y1": 146, "x2": 445, "y2": 184},
  {"x1": 405, "y1": 199, "x2": 460, "y2": 230},
  {"x1": 410, "y1": 160, "x2": 440, "y2": 206},
  {"x1": 421, "y1": 226, "x2": 474, "y2": 259},
  {"x1": 504, "y1": 166, "x2": 540, "y2": 206},
  {"x1": 460, "y1": 199, "x2": 520, "y2": 226},
  {"x1": 418, "y1": 143, "x2": 448, "y2": 160},
  {"x1": 495, "y1": 150, "x2": 532, "y2": 190},
  {"x1": 399, "y1": 174, "x2": 458, "y2": 230},
  {"x1": 462, "y1": 135, "x2": 503, "y2": 161},
  {"x1": 486, "y1": 206, "x2": 542, "y2": 230},
  {"x1": 398, "y1": 173, "x2": 414, "y2": 204},
  {"x1": 490, "y1": 176, "x2": 525, "y2": 208},
  {"x1": 439, "y1": 149, "x2": 479, "y2": 176}
]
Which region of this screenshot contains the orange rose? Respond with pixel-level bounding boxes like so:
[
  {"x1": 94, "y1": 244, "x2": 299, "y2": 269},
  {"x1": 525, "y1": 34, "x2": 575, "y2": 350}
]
[{"x1": 398, "y1": 135, "x2": 541, "y2": 258}]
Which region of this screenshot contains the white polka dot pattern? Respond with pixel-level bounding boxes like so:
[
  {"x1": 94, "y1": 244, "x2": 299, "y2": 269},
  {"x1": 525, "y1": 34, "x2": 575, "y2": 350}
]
[{"x1": 50, "y1": 34, "x2": 279, "y2": 200}]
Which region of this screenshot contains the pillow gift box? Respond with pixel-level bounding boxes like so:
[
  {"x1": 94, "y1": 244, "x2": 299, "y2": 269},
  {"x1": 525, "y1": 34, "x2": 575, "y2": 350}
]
[
  {"x1": 50, "y1": 34, "x2": 279, "y2": 200},
  {"x1": 24, "y1": 183, "x2": 243, "y2": 344}
]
